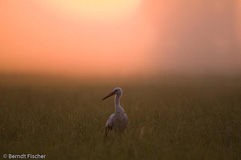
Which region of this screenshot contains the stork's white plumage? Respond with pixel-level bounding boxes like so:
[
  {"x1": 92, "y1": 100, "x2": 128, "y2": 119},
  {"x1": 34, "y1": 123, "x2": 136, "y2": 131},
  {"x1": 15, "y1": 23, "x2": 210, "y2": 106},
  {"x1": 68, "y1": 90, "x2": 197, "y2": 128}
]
[{"x1": 102, "y1": 87, "x2": 128, "y2": 137}]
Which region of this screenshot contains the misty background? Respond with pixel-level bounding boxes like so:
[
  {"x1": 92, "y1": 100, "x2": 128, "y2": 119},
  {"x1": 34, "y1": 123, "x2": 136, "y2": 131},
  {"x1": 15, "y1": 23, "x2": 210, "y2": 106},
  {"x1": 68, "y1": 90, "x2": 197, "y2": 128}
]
[
  {"x1": 0, "y1": 0, "x2": 240, "y2": 80},
  {"x1": 149, "y1": 0, "x2": 241, "y2": 77}
]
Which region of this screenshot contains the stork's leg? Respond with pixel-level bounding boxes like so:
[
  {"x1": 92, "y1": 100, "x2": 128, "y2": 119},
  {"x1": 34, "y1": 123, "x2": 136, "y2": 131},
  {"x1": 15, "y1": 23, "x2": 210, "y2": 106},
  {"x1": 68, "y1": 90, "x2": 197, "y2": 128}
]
[
  {"x1": 103, "y1": 127, "x2": 109, "y2": 142},
  {"x1": 104, "y1": 126, "x2": 113, "y2": 140},
  {"x1": 105, "y1": 127, "x2": 108, "y2": 137}
]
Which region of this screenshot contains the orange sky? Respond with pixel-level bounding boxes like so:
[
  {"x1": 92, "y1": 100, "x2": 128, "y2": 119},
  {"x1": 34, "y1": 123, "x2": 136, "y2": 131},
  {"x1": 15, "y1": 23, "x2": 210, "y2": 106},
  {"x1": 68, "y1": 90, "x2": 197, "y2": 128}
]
[{"x1": 0, "y1": 0, "x2": 240, "y2": 79}]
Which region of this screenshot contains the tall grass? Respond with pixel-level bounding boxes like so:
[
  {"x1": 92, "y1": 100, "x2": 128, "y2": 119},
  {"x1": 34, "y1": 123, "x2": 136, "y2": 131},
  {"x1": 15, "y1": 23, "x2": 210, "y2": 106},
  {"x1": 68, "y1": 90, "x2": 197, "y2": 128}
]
[{"x1": 0, "y1": 79, "x2": 241, "y2": 159}]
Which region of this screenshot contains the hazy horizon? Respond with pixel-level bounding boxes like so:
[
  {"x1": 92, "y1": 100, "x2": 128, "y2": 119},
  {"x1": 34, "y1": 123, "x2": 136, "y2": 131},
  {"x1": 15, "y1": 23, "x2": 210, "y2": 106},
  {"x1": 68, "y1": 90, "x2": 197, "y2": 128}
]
[{"x1": 0, "y1": 0, "x2": 240, "y2": 79}]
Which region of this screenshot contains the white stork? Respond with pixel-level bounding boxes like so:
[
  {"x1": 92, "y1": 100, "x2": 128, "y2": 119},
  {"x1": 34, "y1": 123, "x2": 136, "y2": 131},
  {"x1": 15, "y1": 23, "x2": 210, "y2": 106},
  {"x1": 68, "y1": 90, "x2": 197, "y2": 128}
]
[{"x1": 102, "y1": 87, "x2": 128, "y2": 137}]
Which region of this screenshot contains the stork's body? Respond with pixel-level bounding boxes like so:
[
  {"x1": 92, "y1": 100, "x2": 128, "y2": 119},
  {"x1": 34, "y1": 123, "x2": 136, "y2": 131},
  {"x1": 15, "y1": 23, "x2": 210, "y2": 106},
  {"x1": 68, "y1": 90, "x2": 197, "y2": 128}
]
[{"x1": 102, "y1": 87, "x2": 128, "y2": 137}]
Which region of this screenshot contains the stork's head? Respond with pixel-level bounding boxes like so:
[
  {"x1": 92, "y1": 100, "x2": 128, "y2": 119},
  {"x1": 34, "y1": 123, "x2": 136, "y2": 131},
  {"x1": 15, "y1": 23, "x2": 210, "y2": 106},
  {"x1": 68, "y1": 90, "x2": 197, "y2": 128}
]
[{"x1": 102, "y1": 87, "x2": 122, "y2": 100}]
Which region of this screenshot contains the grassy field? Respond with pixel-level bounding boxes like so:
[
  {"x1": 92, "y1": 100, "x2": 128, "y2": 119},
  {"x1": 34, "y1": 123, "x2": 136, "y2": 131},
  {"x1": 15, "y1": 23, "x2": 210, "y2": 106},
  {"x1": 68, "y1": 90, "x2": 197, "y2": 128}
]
[{"x1": 0, "y1": 78, "x2": 241, "y2": 160}]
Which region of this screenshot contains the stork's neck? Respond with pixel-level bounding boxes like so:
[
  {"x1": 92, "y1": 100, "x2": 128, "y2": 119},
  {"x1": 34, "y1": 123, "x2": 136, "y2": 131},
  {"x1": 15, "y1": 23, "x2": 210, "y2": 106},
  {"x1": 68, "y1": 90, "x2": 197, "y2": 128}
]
[
  {"x1": 115, "y1": 94, "x2": 121, "y2": 106},
  {"x1": 115, "y1": 94, "x2": 123, "y2": 113}
]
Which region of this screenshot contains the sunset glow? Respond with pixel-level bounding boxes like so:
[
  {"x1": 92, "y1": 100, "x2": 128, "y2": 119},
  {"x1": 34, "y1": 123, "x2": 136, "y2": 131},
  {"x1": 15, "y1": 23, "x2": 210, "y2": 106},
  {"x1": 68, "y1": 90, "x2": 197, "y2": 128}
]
[
  {"x1": 0, "y1": 0, "x2": 240, "y2": 79},
  {"x1": 37, "y1": 0, "x2": 141, "y2": 21}
]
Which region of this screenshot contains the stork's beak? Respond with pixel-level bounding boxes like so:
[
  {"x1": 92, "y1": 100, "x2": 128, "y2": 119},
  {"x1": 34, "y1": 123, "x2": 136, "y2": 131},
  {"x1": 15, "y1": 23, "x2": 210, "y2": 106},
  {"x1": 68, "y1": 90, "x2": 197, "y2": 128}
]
[{"x1": 102, "y1": 91, "x2": 116, "y2": 100}]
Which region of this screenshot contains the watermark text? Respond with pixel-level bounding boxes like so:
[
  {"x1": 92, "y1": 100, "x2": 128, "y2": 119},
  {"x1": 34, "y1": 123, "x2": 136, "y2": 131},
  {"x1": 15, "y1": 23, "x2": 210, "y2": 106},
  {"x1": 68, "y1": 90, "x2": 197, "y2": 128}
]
[{"x1": 3, "y1": 154, "x2": 46, "y2": 159}]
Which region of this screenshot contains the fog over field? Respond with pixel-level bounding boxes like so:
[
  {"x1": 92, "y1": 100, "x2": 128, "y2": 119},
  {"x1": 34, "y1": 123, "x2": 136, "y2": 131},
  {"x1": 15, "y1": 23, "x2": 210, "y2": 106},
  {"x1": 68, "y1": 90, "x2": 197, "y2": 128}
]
[{"x1": 0, "y1": 0, "x2": 240, "y2": 78}]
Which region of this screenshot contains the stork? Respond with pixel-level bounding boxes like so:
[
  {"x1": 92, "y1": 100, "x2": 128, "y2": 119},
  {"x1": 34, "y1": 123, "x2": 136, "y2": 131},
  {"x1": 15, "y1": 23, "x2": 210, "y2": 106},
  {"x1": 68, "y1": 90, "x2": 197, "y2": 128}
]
[{"x1": 102, "y1": 87, "x2": 128, "y2": 137}]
